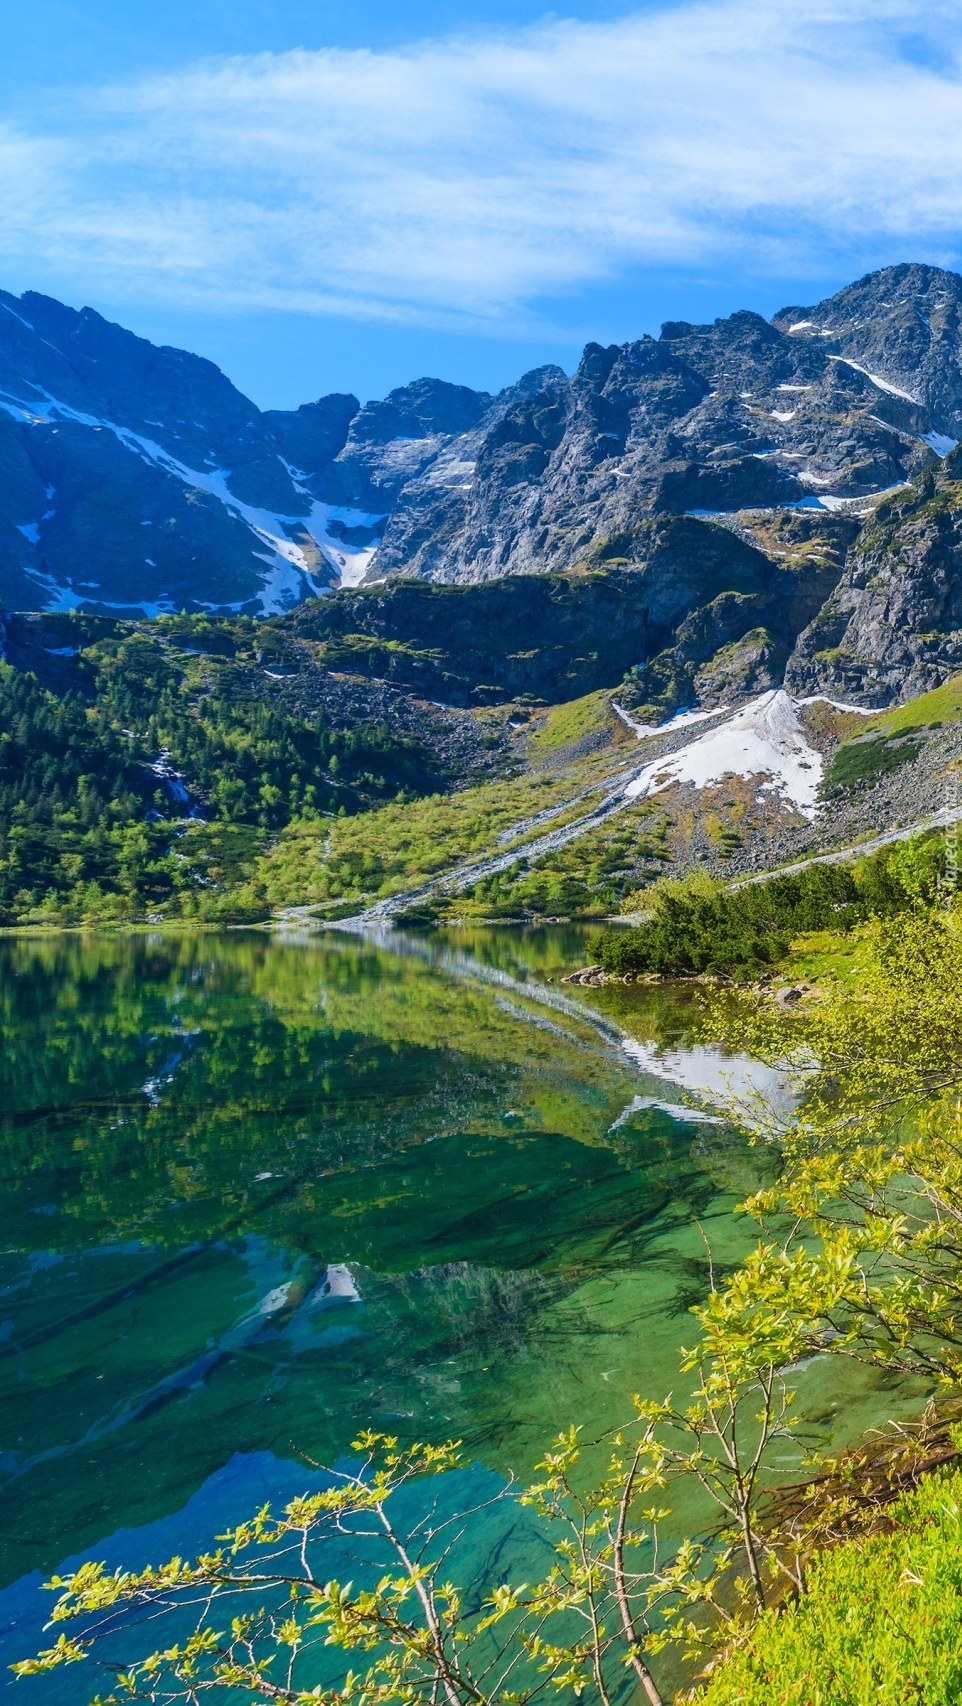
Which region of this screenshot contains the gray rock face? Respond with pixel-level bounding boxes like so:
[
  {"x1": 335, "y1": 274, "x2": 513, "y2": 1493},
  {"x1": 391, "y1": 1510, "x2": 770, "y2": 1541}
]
[
  {"x1": 773, "y1": 262, "x2": 962, "y2": 439},
  {"x1": 0, "y1": 289, "x2": 334, "y2": 613},
  {"x1": 786, "y1": 455, "x2": 962, "y2": 705},
  {"x1": 262, "y1": 393, "x2": 361, "y2": 481},
  {"x1": 621, "y1": 516, "x2": 841, "y2": 720},
  {"x1": 368, "y1": 263, "x2": 962, "y2": 716},
  {"x1": 0, "y1": 291, "x2": 561, "y2": 614},
  {"x1": 373, "y1": 269, "x2": 962, "y2": 586}
]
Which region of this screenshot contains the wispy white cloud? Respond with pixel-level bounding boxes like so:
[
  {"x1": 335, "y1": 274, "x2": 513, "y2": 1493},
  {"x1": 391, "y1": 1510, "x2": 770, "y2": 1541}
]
[{"x1": 5, "y1": 0, "x2": 962, "y2": 329}]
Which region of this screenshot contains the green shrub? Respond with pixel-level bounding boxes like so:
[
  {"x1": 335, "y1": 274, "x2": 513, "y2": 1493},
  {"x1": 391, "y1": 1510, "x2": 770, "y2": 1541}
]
[
  {"x1": 701, "y1": 1465, "x2": 962, "y2": 1705},
  {"x1": 597, "y1": 838, "x2": 944, "y2": 978},
  {"x1": 822, "y1": 728, "x2": 923, "y2": 793}
]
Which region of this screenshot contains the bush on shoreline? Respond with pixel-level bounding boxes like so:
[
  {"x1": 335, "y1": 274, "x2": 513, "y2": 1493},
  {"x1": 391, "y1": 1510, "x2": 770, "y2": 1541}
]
[
  {"x1": 700, "y1": 1463, "x2": 962, "y2": 1704},
  {"x1": 597, "y1": 835, "x2": 944, "y2": 978}
]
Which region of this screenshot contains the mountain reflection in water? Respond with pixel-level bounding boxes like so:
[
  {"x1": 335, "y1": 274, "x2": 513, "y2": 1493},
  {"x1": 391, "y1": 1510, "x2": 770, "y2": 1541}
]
[{"x1": 0, "y1": 924, "x2": 779, "y2": 1694}]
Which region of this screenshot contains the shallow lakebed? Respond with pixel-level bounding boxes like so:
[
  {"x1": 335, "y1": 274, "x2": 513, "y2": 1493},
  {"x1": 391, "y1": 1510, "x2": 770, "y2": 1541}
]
[{"x1": 0, "y1": 926, "x2": 904, "y2": 1697}]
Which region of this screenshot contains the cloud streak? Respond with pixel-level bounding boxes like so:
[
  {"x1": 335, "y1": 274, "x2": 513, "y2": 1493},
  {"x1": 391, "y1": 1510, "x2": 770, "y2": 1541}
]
[{"x1": 5, "y1": 0, "x2": 962, "y2": 330}]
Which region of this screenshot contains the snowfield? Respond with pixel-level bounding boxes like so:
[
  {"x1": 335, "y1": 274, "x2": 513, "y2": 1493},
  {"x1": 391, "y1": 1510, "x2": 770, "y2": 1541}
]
[
  {"x1": 305, "y1": 500, "x2": 386, "y2": 588},
  {"x1": 827, "y1": 356, "x2": 920, "y2": 404},
  {"x1": 622, "y1": 689, "x2": 824, "y2": 819},
  {"x1": 922, "y1": 430, "x2": 960, "y2": 458}
]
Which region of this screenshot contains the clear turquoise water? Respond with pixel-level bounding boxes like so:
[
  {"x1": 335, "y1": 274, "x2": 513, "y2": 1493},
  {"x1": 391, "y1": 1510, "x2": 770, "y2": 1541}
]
[{"x1": 0, "y1": 926, "x2": 855, "y2": 1698}]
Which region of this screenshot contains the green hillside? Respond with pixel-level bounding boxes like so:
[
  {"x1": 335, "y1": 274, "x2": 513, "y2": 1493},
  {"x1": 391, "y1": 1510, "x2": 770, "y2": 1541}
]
[{"x1": 3, "y1": 602, "x2": 961, "y2": 932}]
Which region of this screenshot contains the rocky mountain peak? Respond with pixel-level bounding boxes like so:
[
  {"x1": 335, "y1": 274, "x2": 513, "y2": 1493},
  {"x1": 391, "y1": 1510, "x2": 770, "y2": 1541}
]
[
  {"x1": 773, "y1": 263, "x2": 962, "y2": 437},
  {"x1": 263, "y1": 393, "x2": 361, "y2": 477},
  {"x1": 345, "y1": 376, "x2": 493, "y2": 446},
  {"x1": 4, "y1": 261, "x2": 962, "y2": 721}
]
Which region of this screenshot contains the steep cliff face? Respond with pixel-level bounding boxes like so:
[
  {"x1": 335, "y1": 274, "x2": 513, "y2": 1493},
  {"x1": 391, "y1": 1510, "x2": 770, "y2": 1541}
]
[
  {"x1": 373, "y1": 267, "x2": 962, "y2": 585},
  {"x1": 786, "y1": 455, "x2": 962, "y2": 705},
  {"x1": 0, "y1": 289, "x2": 576, "y2": 613},
  {"x1": 286, "y1": 514, "x2": 836, "y2": 707}
]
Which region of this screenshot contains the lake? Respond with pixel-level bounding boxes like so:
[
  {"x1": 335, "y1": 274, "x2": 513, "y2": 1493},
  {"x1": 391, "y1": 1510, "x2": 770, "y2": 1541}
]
[{"x1": 0, "y1": 926, "x2": 892, "y2": 1698}]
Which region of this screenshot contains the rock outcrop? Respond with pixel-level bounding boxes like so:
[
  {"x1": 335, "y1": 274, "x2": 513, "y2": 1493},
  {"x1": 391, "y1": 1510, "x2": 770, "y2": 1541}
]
[
  {"x1": 786, "y1": 453, "x2": 962, "y2": 705},
  {"x1": 287, "y1": 518, "x2": 835, "y2": 707}
]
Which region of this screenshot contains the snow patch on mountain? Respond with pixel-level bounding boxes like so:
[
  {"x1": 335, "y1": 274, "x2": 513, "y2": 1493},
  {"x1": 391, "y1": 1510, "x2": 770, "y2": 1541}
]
[
  {"x1": 623, "y1": 689, "x2": 822, "y2": 818},
  {"x1": 30, "y1": 574, "x2": 176, "y2": 618},
  {"x1": 799, "y1": 694, "x2": 877, "y2": 715},
  {"x1": 922, "y1": 430, "x2": 959, "y2": 457},
  {"x1": 828, "y1": 357, "x2": 920, "y2": 404},
  {"x1": 0, "y1": 385, "x2": 388, "y2": 611},
  {"x1": 0, "y1": 391, "x2": 50, "y2": 425},
  {"x1": 303, "y1": 502, "x2": 388, "y2": 588},
  {"x1": 795, "y1": 484, "x2": 908, "y2": 514},
  {"x1": 612, "y1": 701, "x2": 721, "y2": 740}
]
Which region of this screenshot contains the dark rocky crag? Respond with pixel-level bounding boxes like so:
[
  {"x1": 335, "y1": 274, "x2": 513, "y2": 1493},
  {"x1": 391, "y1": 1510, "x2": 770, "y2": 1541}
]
[
  {"x1": 786, "y1": 451, "x2": 962, "y2": 705},
  {"x1": 287, "y1": 514, "x2": 834, "y2": 706}
]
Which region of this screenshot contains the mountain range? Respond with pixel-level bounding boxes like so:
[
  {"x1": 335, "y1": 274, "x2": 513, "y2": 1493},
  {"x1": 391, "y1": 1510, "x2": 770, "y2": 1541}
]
[{"x1": 7, "y1": 262, "x2": 962, "y2": 721}]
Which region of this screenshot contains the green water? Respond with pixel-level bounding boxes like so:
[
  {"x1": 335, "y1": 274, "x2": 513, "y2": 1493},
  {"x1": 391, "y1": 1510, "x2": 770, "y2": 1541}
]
[{"x1": 0, "y1": 925, "x2": 898, "y2": 1695}]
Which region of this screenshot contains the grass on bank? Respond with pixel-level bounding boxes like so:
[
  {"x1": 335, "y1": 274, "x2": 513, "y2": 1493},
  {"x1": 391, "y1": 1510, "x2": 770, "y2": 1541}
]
[
  {"x1": 389, "y1": 803, "x2": 674, "y2": 925},
  {"x1": 699, "y1": 1463, "x2": 962, "y2": 1705},
  {"x1": 781, "y1": 925, "x2": 873, "y2": 985},
  {"x1": 874, "y1": 671, "x2": 962, "y2": 734},
  {"x1": 820, "y1": 671, "x2": 962, "y2": 797},
  {"x1": 527, "y1": 689, "x2": 614, "y2": 754}
]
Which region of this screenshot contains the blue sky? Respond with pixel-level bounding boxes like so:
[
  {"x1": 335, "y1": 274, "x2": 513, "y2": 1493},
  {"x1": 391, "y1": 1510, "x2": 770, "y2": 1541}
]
[{"x1": 4, "y1": 0, "x2": 962, "y2": 409}]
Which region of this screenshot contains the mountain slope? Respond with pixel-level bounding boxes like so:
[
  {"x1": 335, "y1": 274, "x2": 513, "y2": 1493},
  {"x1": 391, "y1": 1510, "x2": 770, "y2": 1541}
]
[
  {"x1": 10, "y1": 265, "x2": 962, "y2": 733},
  {"x1": 1, "y1": 263, "x2": 961, "y2": 630},
  {"x1": 0, "y1": 290, "x2": 514, "y2": 614}
]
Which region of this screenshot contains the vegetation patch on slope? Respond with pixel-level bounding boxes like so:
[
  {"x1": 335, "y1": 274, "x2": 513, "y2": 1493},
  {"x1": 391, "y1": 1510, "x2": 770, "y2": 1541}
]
[
  {"x1": 4, "y1": 601, "x2": 962, "y2": 931},
  {"x1": 873, "y1": 670, "x2": 962, "y2": 731},
  {"x1": 820, "y1": 726, "x2": 924, "y2": 793},
  {"x1": 700, "y1": 1464, "x2": 962, "y2": 1706},
  {"x1": 256, "y1": 762, "x2": 617, "y2": 910},
  {"x1": 813, "y1": 670, "x2": 962, "y2": 799},
  {"x1": 597, "y1": 836, "x2": 943, "y2": 978},
  {"x1": 527, "y1": 690, "x2": 614, "y2": 754}
]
